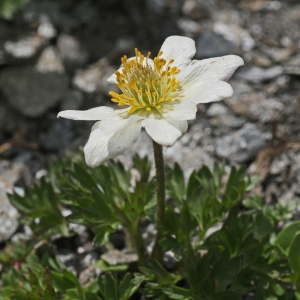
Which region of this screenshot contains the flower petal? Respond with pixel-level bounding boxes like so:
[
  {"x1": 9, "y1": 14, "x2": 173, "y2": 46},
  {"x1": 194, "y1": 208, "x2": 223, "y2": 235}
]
[
  {"x1": 184, "y1": 80, "x2": 233, "y2": 104},
  {"x1": 177, "y1": 55, "x2": 244, "y2": 88},
  {"x1": 160, "y1": 36, "x2": 196, "y2": 69},
  {"x1": 58, "y1": 106, "x2": 114, "y2": 121},
  {"x1": 107, "y1": 57, "x2": 154, "y2": 84},
  {"x1": 163, "y1": 101, "x2": 197, "y2": 121},
  {"x1": 107, "y1": 73, "x2": 118, "y2": 84},
  {"x1": 84, "y1": 120, "x2": 142, "y2": 167},
  {"x1": 98, "y1": 114, "x2": 142, "y2": 135},
  {"x1": 182, "y1": 81, "x2": 233, "y2": 104},
  {"x1": 143, "y1": 117, "x2": 187, "y2": 147}
]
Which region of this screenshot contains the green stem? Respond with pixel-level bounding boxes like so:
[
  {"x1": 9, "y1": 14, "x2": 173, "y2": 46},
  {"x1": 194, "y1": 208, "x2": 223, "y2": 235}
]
[
  {"x1": 125, "y1": 228, "x2": 135, "y2": 252},
  {"x1": 129, "y1": 222, "x2": 147, "y2": 267},
  {"x1": 120, "y1": 209, "x2": 147, "y2": 267},
  {"x1": 151, "y1": 141, "x2": 166, "y2": 263}
]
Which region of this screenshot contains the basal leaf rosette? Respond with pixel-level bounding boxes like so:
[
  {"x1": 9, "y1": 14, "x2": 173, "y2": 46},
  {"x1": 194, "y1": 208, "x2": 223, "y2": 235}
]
[{"x1": 58, "y1": 36, "x2": 244, "y2": 167}]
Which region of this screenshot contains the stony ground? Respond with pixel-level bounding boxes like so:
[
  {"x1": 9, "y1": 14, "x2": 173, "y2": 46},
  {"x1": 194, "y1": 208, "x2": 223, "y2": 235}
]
[{"x1": 0, "y1": 0, "x2": 300, "y2": 286}]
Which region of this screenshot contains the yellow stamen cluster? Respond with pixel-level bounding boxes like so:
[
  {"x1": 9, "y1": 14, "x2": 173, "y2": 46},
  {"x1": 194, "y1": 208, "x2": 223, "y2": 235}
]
[{"x1": 109, "y1": 48, "x2": 183, "y2": 117}]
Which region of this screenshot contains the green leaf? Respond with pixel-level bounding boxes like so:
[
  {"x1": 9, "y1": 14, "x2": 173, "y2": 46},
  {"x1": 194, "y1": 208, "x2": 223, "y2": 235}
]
[
  {"x1": 51, "y1": 270, "x2": 79, "y2": 291},
  {"x1": 288, "y1": 232, "x2": 300, "y2": 279},
  {"x1": 85, "y1": 292, "x2": 102, "y2": 300},
  {"x1": 95, "y1": 260, "x2": 128, "y2": 272},
  {"x1": 93, "y1": 223, "x2": 118, "y2": 247},
  {"x1": 98, "y1": 273, "x2": 118, "y2": 300},
  {"x1": 163, "y1": 286, "x2": 192, "y2": 299},
  {"x1": 223, "y1": 166, "x2": 247, "y2": 207},
  {"x1": 91, "y1": 189, "x2": 117, "y2": 223},
  {"x1": 274, "y1": 221, "x2": 300, "y2": 254},
  {"x1": 43, "y1": 284, "x2": 56, "y2": 299},
  {"x1": 0, "y1": 0, "x2": 30, "y2": 20},
  {"x1": 251, "y1": 212, "x2": 273, "y2": 239},
  {"x1": 73, "y1": 163, "x2": 98, "y2": 190},
  {"x1": 243, "y1": 196, "x2": 262, "y2": 209},
  {"x1": 213, "y1": 291, "x2": 242, "y2": 300},
  {"x1": 132, "y1": 155, "x2": 151, "y2": 183},
  {"x1": 187, "y1": 253, "x2": 212, "y2": 291},
  {"x1": 66, "y1": 288, "x2": 84, "y2": 300},
  {"x1": 167, "y1": 163, "x2": 185, "y2": 205},
  {"x1": 119, "y1": 273, "x2": 144, "y2": 300}
]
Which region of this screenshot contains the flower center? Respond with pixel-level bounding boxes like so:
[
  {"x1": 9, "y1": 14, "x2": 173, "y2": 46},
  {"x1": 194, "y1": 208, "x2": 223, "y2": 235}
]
[{"x1": 109, "y1": 48, "x2": 183, "y2": 118}]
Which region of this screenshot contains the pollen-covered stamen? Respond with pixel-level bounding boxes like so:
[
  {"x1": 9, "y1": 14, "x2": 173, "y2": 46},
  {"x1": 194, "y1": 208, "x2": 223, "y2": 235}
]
[{"x1": 109, "y1": 48, "x2": 183, "y2": 117}]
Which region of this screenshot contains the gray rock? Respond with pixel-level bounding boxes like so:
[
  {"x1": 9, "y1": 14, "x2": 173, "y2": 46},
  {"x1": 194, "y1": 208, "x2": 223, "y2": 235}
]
[
  {"x1": 114, "y1": 37, "x2": 135, "y2": 53},
  {"x1": 165, "y1": 142, "x2": 214, "y2": 176},
  {"x1": 73, "y1": 58, "x2": 116, "y2": 94},
  {"x1": 146, "y1": 0, "x2": 166, "y2": 14},
  {"x1": 263, "y1": 47, "x2": 294, "y2": 63},
  {"x1": 216, "y1": 123, "x2": 268, "y2": 163},
  {"x1": 226, "y1": 91, "x2": 284, "y2": 123},
  {"x1": 0, "y1": 160, "x2": 24, "y2": 191},
  {"x1": 213, "y1": 22, "x2": 255, "y2": 52},
  {"x1": 79, "y1": 264, "x2": 98, "y2": 287},
  {"x1": 4, "y1": 35, "x2": 45, "y2": 59},
  {"x1": 206, "y1": 103, "x2": 229, "y2": 117},
  {"x1": 177, "y1": 18, "x2": 201, "y2": 34},
  {"x1": 252, "y1": 51, "x2": 273, "y2": 67},
  {"x1": 0, "y1": 160, "x2": 25, "y2": 242},
  {"x1": 60, "y1": 90, "x2": 84, "y2": 111},
  {"x1": 270, "y1": 152, "x2": 290, "y2": 175},
  {"x1": 37, "y1": 14, "x2": 57, "y2": 39},
  {"x1": 119, "y1": 128, "x2": 214, "y2": 177},
  {"x1": 210, "y1": 114, "x2": 245, "y2": 130},
  {"x1": 57, "y1": 34, "x2": 88, "y2": 69},
  {"x1": 0, "y1": 66, "x2": 68, "y2": 117},
  {"x1": 283, "y1": 54, "x2": 300, "y2": 75},
  {"x1": 0, "y1": 190, "x2": 18, "y2": 242},
  {"x1": 36, "y1": 46, "x2": 64, "y2": 74},
  {"x1": 196, "y1": 31, "x2": 237, "y2": 59},
  {"x1": 237, "y1": 66, "x2": 283, "y2": 83},
  {"x1": 0, "y1": 22, "x2": 18, "y2": 64},
  {"x1": 101, "y1": 249, "x2": 138, "y2": 265},
  {"x1": 182, "y1": 0, "x2": 211, "y2": 20},
  {"x1": 0, "y1": 102, "x2": 26, "y2": 133},
  {"x1": 39, "y1": 117, "x2": 73, "y2": 151}
]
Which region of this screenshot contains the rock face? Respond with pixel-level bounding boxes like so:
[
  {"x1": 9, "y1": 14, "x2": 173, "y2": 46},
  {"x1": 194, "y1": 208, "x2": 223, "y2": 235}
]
[
  {"x1": 36, "y1": 46, "x2": 65, "y2": 74},
  {"x1": 0, "y1": 160, "x2": 24, "y2": 242},
  {"x1": 196, "y1": 31, "x2": 236, "y2": 58},
  {"x1": 0, "y1": 66, "x2": 68, "y2": 118},
  {"x1": 236, "y1": 66, "x2": 283, "y2": 83},
  {"x1": 0, "y1": 190, "x2": 18, "y2": 242},
  {"x1": 216, "y1": 123, "x2": 269, "y2": 163}
]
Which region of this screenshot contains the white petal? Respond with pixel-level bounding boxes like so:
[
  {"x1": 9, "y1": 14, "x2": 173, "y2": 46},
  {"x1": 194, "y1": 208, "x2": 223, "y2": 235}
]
[
  {"x1": 107, "y1": 57, "x2": 154, "y2": 84},
  {"x1": 84, "y1": 120, "x2": 142, "y2": 167},
  {"x1": 98, "y1": 114, "x2": 142, "y2": 135},
  {"x1": 107, "y1": 73, "x2": 118, "y2": 84},
  {"x1": 160, "y1": 36, "x2": 196, "y2": 69},
  {"x1": 163, "y1": 101, "x2": 197, "y2": 120},
  {"x1": 177, "y1": 55, "x2": 244, "y2": 88},
  {"x1": 184, "y1": 81, "x2": 233, "y2": 104},
  {"x1": 58, "y1": 106, "x2": 114, "y2": 121},
  {"x1": 91, "y1": 121, "x2": 101, "y2": 131},
  {"x1": 143, "y1": 117, "x2": 187, "y2": 147}
]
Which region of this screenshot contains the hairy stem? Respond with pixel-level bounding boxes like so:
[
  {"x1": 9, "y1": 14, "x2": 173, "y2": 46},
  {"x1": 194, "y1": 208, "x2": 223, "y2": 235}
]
[{"x1": 151, "y1": 141, "x2": 166, "y2": 263}]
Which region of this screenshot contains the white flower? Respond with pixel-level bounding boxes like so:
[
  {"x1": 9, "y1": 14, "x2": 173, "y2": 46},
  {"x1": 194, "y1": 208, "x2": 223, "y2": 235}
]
[{"x1": 58, "y1": 36, "x2": 244, "y2": 167}]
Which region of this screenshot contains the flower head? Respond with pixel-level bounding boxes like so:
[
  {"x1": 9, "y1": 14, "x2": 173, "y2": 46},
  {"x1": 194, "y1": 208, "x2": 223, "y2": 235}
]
[
  {"x1": 109, "y1": 48, "x2": 182, "y2": 117},
  {"x1": 58, "y1": 36, "x2": 244, "y2": 167}
]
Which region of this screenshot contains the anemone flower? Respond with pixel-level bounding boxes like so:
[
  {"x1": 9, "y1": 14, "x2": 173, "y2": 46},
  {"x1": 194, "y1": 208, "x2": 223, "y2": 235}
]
[{"x1": 58, "y1": 36, "x2": 244, "y2": 167}]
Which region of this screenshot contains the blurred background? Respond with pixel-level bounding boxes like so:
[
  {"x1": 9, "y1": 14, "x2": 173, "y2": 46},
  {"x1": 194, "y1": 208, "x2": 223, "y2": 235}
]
[{"x1": 0, "y1": 0, "x2": 300, "y2": 241}]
